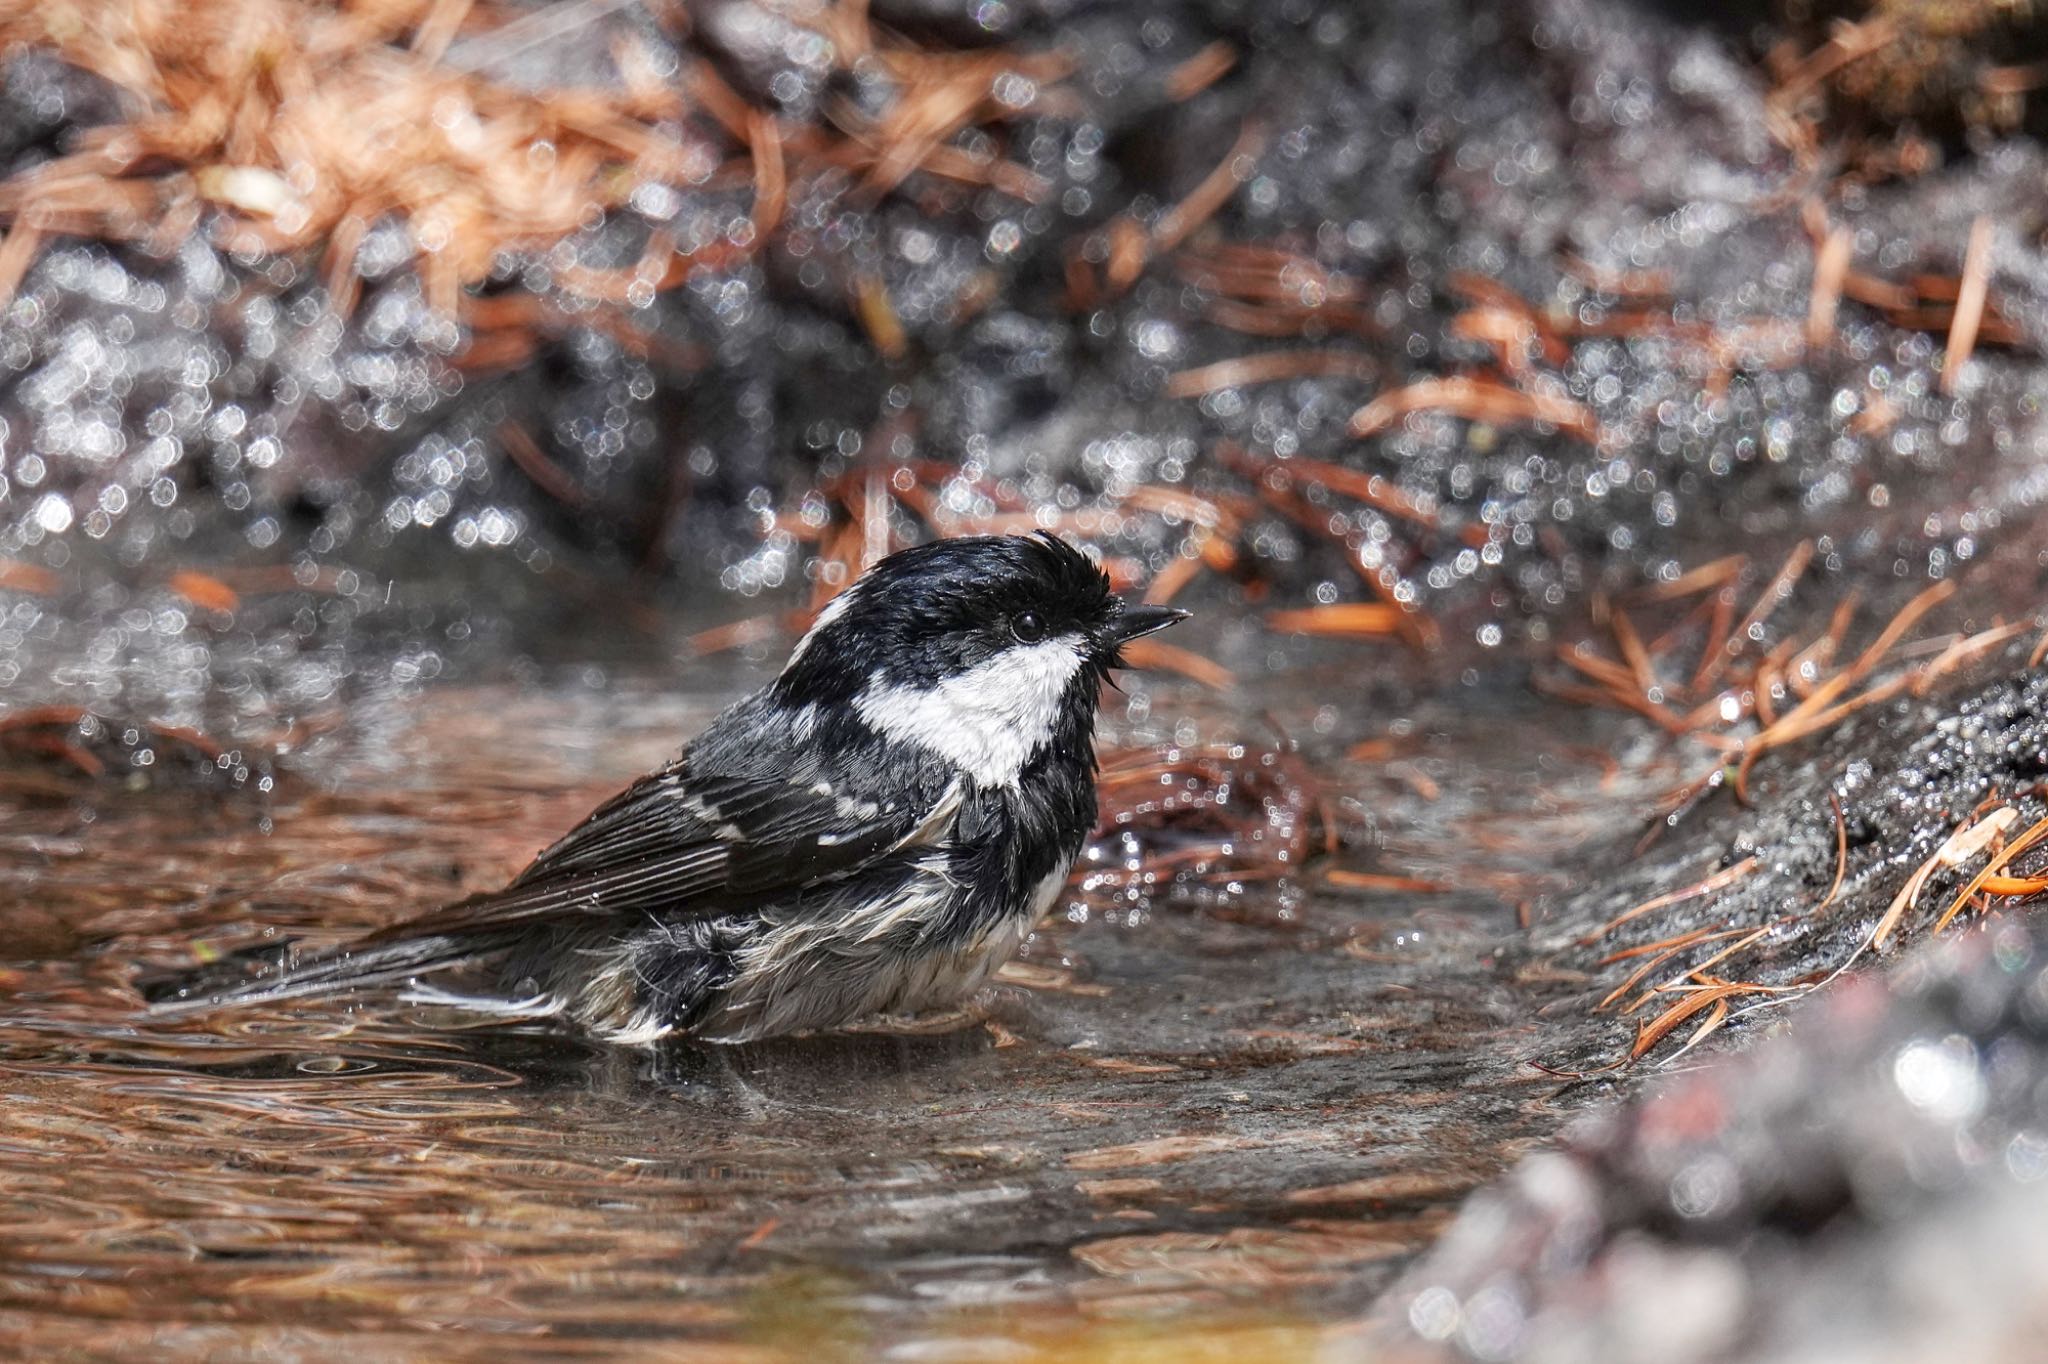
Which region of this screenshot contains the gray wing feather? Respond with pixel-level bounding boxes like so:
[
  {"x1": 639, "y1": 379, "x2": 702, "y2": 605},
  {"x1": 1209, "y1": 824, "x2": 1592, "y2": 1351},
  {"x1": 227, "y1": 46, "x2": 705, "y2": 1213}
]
[{"x1": 362, "y1": 762, "x2": 958, "y2": 942}]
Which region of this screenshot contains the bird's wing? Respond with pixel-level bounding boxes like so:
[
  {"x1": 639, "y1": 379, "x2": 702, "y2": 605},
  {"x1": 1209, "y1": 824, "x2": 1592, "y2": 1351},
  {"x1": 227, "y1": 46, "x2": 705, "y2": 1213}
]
[{"x1": 362, "y1": 761, "x2": 962, "y2": 943}]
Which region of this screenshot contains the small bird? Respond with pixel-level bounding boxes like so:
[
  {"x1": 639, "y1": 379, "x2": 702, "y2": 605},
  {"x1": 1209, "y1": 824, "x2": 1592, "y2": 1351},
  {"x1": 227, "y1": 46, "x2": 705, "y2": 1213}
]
[{"x1": 147, "y1": 532, "x2": 1187, "y2": 1045}]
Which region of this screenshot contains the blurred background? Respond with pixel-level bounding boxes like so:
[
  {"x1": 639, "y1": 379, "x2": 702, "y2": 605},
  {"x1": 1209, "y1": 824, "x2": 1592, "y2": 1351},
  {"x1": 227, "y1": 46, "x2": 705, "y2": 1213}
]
[{"x1": 3, "y1": 0, "x2": 2048, "y2": 1359}]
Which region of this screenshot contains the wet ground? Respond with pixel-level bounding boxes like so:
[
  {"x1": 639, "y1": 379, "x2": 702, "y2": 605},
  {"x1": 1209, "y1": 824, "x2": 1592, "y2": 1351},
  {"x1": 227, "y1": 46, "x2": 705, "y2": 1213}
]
[{"x1": 1372, "y1": 917, "x2": 2048, "y2": 1364}]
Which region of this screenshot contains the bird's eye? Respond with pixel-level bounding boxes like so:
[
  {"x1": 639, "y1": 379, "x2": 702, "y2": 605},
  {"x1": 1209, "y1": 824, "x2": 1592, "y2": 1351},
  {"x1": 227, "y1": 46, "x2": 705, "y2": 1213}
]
[{"x1": 1011, "y1": 611, "x2": 1048, "y2": 644}]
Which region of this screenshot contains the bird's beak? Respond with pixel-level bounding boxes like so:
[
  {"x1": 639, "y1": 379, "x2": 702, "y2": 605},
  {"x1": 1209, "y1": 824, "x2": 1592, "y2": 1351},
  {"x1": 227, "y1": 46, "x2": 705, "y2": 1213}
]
[{"x1": 1105, "y1": 602, "x2": 1191, "y2": 646}]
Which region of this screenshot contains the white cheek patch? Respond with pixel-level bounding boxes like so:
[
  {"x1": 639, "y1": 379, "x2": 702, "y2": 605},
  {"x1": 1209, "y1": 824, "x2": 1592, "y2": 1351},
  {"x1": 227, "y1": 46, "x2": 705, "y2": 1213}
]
[{"x1": 852, "y1": 635, "x2": 1090, "y2": 788}]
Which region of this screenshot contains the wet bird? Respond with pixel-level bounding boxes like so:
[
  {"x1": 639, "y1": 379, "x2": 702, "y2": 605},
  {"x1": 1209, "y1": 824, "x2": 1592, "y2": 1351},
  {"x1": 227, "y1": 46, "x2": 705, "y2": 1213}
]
[{"x1": 146, "y1": 532, "x2": 1187, "y2": 1045}]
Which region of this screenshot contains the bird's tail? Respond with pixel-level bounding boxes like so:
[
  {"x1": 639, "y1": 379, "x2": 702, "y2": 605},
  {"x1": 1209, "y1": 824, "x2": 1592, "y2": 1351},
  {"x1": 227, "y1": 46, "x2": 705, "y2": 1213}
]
[{"x1": 138, "y1": 930, "x2": 507, "y2": 1017}]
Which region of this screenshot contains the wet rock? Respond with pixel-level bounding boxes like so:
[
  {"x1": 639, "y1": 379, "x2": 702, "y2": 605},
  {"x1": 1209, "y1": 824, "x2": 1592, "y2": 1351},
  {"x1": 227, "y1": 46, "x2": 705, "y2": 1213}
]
[{"x1": 1379, "y1": 917, "x2": 2048, "y2": 1364}]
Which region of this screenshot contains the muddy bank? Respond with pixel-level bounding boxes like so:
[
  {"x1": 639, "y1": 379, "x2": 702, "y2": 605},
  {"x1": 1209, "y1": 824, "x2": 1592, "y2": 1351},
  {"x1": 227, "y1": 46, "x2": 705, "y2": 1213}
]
[{"x1": 1375, "y1": 921, "x2": 2048, "y2": 1364}]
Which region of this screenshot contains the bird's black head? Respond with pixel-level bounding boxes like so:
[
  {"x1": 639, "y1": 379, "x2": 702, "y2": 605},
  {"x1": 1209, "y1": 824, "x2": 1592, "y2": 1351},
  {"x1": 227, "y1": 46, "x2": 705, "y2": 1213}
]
[{"x1": 771, "y1": 533, "x2": 1187, "y2": 787}]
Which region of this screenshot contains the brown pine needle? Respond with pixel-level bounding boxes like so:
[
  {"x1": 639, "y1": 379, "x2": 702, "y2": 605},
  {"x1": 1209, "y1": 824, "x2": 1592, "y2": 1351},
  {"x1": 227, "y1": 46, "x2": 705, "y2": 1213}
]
[
  {"x1": 1534, "y1": 673, "x2": 1693, "y2": 736},
  {"x1": 854, "y1": 273, "x2": 908, "y2": 361},
  {"x1": 1688, "y1": 586, "x2": 1740, "y2": 699},
  {"x1": 747, "y1": 109, "x2": 788, "y2": 242},
  {"x1": 1850, "y1": 580, "x2": 1959, "y2": 678},
  {"x1": 1873, "y1": 807, "x2": 2018, "y2": 948},
  {"x1": 1149, "y1": 120, "x2": 1266, "y2": 262},
  {"x1": 1910, "y1": 620, "x2": 2036, "y2": 695},
  {"x1": 1621, "y1": 554, "x2": 1747, "y2": 605},
  {"x1": 1117, "y1": 638, "x2": 1234, "y2": 691},
  {"x1": 1560, "y1": 254, "x2": 1673, "y2": 298},
  {"x1": 1241, "y1": 478, "x2": 1437, "y2": 653},
  {"x1": 1840, "y1": 269, "x2": 1917, "y2": 310},
  {"x1": 1106, "y1": 120, "x2": 1265, "y2": 293},
  {"x1": 1163, "y1": 349, "x2": 1374, "y2": 399},
  {"x1": 0, "y1": 560, "x2": 61, "y2": 595},
  {"x1": 1596, "y1": 928, "x2": 1748, "y2": 1013},
  {"x1": 1941, "y1": 215, "x2": 1994, "y2": 395},
  {"x1": 0, "y1": 220, "x2": 42, "y2": 312},
  {"x1": 1750, "y1": 634, "x2": 1804, "y2": 727},
  {"x1": 1526, "y1": 1056, "x2": 1628, "y2": 1081},
  {"x1": 1667, "y1": 996, "x2": 1731, "y2": 1061},
  {"x1": 1982, "y1": 874, "x2": 2048, "y2": 897},
  {"x1": 1326, "y1": 871, "x2": 1452, "y2": 894},
  {"x1": 1163, "y1": 41, "x2": 1237, "y2": 101},
  {"x1": 1630, "y1": 981, "x2": 1768, "y2": 1061},
  {"x1": 1789, "y1": 591, "x2": 1863, "y2": 686},
  {"x1": 409, "y1": 0, "x2": 473, "y2": 63},
  {"x1": 1981, "y1": 61, "x2": 2048, "y2": 97},
  {"x1": 1348, "y1": 375, "x2": 1600, "y2": 444},
  {"x1": 1806, "y1": 223, "x2": 1852, "y2": 349},
  {"x1": 1933, "y1": 814, "x2": 2048, "y2": 934},
  {"x1": 165, "y1": 571, "x2": 241, "y2": 614},
  {"x1": 1768, "y1": 15, "x2": 1898, "y2": 109},
  {"x1": 1142, "y1": 551, "x2": 1206, "y2": 606},
  {"x1": 1695, "y1": 539, "x2": 1814, "y2": 693},
  {"x1": 1610, "y1": 610, "x2": 1657, "y2": 697},
  {"x1": 688, "y1": 608, "x2": 811, "y2": 656},
  {"x1": 1266, "y1": 603, "x2": 1407, "y2": 638},
  {"x1": 1583, "y1": 856, "x2": 1759, "y2": 944},
  {"x1": 1643, "y1": 926, "x2": 1773, "y2": 1007},
  {"x1": 1598, "y1": 925, "x2": 1735, "y2": 967},
  {"x1": 1820, "y1": 792, "x2": 1849, "y2": 911},
  {"x1": 1449, "y1": 303, "x2": 1569, "y2": 371},
  {"x1": 1221, "y1": 446, "x2": 1442, "y2": 533},
  {"x1": 498, "y1": 420, "x2": 587, "y2": 508},
  {"x1": 1555, "y1": 646, "x2": 1638, "y2": 693},
  {"x1": 1731, "y1": 579, "x2": 1956, "y2": 800}
]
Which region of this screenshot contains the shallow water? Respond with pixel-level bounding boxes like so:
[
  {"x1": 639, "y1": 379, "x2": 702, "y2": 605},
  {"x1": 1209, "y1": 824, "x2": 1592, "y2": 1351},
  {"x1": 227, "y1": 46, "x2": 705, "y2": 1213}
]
[
  {"x1": 0, "y1": 653, "x2": 1645, "y2": 1359},
  {"x1": 8, "y1": 593, "x2": 2048, "y2": 1361}
]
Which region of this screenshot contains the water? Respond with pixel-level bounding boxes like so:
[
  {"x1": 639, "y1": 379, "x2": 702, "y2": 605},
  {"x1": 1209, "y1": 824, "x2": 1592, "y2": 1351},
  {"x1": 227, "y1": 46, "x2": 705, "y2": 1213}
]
[
  {"x1": 8, "y1": 590, "x2": 2048, "y2": 1358},
  {"x1": 0, "y1": 654, "x2": 1638, "y2": 1357}
]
